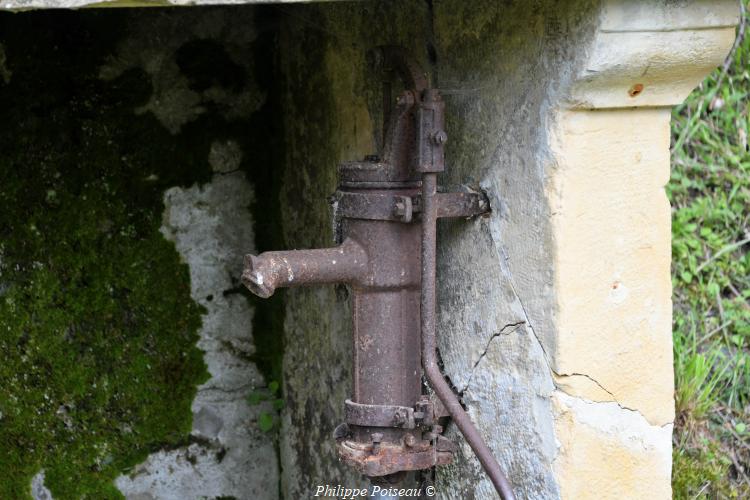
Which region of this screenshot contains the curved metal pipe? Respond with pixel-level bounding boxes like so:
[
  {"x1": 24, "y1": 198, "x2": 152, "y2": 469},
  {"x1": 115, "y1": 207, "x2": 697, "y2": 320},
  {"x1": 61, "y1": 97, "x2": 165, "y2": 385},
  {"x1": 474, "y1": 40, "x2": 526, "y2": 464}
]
[{"x1": 420, "y1": 173, "x2": 516, "y2": 500}]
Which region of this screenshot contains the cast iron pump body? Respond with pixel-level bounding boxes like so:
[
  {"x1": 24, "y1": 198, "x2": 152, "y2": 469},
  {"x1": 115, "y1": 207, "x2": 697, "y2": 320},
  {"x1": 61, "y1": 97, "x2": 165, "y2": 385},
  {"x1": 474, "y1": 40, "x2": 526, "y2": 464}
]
[{"x1": 242, "y1": 47, "x2": 515, "y2": 499}]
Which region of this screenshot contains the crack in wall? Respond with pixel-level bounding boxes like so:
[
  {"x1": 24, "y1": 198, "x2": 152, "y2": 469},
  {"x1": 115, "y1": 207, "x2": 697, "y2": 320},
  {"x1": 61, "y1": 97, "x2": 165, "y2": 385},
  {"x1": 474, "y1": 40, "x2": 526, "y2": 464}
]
[
  {"x1": 461, "y1": 320, "x2": 526, "y2": 393},
  {"x1": 487, "y1": 208, "x2": 555, "y2": 373},
  {"x1": 554, "y1": 390, "x2": 674, "y2": 431},
  {"x1": 552, "y1": 371, "x2": 651, "y2": 419},
  {"x1": 556, "y1": 371, "x2": 616, "y2": 398},
  {"x1": 200, "y1": 382, "x2": 255, "y2": 395}
]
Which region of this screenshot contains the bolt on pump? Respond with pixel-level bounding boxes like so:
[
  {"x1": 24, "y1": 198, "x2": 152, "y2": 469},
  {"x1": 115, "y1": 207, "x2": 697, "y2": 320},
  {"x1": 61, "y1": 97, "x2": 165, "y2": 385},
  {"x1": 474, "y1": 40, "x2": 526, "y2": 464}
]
[{"x1": 242, "y1": 46, "x2": 515, "y2": 500}]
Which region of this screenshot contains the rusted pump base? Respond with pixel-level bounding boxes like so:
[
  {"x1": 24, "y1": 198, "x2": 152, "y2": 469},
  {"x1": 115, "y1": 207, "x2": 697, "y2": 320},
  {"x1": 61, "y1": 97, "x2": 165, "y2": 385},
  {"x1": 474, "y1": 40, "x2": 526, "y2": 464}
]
[
  {"x1": 334, "y1": 396, "x2": 456, "y2": 477},
  {"x1": 337, "y1": 439, "x2": 453, "y2": 478}
]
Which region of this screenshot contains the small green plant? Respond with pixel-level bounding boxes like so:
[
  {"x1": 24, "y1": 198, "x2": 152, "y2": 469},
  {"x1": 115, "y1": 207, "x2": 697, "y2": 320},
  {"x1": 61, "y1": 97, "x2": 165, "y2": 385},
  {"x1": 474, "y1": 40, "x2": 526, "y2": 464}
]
[
  {"x1": 247, "y1": 380, "x2": 284, "y2": 432},
  {"x1": 258, "y1": 412, "x2": 275, "y2": 433},
  {"x1": 675, "y1": 345, "x2": 730, "y2": 422}
]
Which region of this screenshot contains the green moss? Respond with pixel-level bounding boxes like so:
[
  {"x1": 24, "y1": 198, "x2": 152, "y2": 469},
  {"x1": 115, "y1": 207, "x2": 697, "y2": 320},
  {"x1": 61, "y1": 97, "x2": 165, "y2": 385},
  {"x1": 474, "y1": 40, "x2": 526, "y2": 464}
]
[
  {"x1": 672, "y1": 442, "x2": 745, "y2": 499},
  {"x1": 0, "y1": 11, "x2": 224, "y2": 498}
]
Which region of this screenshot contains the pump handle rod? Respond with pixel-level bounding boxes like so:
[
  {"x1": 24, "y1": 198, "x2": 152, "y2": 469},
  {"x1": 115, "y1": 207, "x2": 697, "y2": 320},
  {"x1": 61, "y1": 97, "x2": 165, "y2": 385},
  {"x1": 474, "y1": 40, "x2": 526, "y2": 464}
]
[{"x1": 420, "y1": 172, "x2": 516, "y2": 500}]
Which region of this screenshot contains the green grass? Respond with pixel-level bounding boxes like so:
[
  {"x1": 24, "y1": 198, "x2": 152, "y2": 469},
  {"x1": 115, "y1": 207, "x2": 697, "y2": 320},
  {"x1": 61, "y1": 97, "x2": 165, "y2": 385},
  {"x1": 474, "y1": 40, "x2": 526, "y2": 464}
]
[{"x1": 670, "y1": 2, "x2": 750, "y2": 497}]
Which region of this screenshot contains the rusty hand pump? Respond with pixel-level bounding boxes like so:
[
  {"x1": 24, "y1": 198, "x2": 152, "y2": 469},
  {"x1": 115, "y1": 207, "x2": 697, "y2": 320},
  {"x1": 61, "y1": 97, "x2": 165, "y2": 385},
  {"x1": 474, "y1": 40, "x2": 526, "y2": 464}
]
[{"x1": 242, "y1": 47, "x2": 515, "y2": 499}]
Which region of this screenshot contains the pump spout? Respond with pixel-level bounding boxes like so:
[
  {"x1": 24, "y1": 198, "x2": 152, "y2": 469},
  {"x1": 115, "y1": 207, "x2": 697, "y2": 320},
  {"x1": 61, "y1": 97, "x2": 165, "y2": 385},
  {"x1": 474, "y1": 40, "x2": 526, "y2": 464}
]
[{"x1": 242, "y1": 237, "x2": 368, "y2": 298}]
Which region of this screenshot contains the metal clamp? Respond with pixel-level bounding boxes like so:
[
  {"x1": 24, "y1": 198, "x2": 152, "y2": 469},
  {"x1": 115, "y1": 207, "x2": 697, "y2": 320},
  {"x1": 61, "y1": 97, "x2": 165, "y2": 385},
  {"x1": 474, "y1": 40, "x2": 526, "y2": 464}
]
[{"x1": 344, "y1": 399, "x2": 416, "y2": 429}]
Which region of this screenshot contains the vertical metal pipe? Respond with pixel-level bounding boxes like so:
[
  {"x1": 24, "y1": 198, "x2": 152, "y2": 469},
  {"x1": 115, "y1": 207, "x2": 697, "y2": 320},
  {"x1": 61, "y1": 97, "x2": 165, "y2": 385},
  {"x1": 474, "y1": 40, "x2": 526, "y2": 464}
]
[{"x1": 420, "y1": 173, "x2": 516, "y2": 500}]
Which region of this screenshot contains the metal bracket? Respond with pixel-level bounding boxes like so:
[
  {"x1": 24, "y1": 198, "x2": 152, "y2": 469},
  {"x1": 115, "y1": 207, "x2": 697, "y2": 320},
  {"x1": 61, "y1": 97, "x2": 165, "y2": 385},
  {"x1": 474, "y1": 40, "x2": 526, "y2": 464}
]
[
  {"x1": 334, "y1": 190, "x2": 490, "y2": 223},
  {"x1": 434, "y1": 192, "x2": 490, "y2": 219},
  {"x1": 415, "y1": 89, "x2": 446, "y2": 173}
]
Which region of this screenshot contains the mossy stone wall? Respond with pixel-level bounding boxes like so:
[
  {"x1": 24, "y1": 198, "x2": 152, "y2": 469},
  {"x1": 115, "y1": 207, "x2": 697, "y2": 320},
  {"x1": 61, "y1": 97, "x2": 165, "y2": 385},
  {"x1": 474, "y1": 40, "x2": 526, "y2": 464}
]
[{"x1": 0, "y1": 7, "x2": 282, "y2": 499}]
